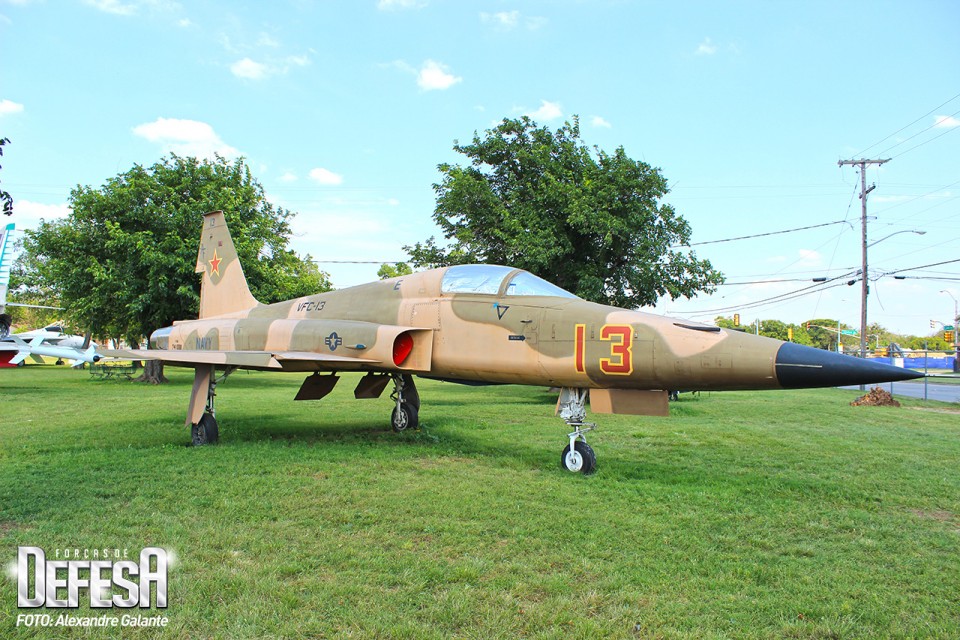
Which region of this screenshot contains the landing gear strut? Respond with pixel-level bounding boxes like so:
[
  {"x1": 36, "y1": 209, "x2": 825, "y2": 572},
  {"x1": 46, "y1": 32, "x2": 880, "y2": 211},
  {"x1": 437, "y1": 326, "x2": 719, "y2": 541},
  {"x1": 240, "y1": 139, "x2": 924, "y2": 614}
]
[
  {"x1": 188, "y1": 365, "x2": 236, "y2": 445},
  {"x1": 557, "y1": 388, "x2": 597, "y2": 474},
  {"x1": 390, "y1": 373, "x2": 420, "y2": 432}
]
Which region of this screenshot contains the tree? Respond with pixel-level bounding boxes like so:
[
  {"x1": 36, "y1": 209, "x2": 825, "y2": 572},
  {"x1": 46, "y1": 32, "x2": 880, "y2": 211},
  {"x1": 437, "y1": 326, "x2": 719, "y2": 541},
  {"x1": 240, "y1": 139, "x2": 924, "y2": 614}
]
[
  {"x1": 1, "y1": 137, "x2": 12, "y2": 216},
  {"x1": 405, "y1": 116, "x2": 723, "y2": 308},
  {"x1": 377, "y1": 262, "x2": 413, "y2": 280},
  {"x1": 18, "y1": 154, "x2": 332, "y2": 382},
  {"x1": 715, "y1": 316, "x2": 813, "y2": 345},
  {"x1": 714, "y1": 316, "x2": 746, "y2": 332}
]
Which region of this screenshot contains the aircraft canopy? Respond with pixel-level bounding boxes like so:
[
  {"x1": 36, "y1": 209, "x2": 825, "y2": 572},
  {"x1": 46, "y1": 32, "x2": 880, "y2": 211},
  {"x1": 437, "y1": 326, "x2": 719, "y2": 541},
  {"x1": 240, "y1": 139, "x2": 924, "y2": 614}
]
[{"x1": 441, "y1": 264, "x2": 577, "y2": 298}]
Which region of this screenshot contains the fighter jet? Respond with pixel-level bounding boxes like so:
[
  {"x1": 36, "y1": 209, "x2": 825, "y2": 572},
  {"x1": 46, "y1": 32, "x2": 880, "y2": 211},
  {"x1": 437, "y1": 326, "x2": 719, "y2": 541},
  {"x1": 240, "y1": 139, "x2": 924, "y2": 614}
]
[
  {"x1": 0, "y1": 332, "x2": 101, "y2": 367},
  {"x1": 0, "y1": 223, "x2": 99, "y2": 367},
  {"x1": 107, "y1": 211, "x2": 922, "y2": 473}
]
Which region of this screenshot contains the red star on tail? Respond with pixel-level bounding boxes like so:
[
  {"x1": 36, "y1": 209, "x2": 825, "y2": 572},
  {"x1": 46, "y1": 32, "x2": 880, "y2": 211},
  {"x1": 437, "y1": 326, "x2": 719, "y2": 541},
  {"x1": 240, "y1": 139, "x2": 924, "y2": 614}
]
[{"x1": 209, "y1": 249, "x2": 222, "y2": 276}]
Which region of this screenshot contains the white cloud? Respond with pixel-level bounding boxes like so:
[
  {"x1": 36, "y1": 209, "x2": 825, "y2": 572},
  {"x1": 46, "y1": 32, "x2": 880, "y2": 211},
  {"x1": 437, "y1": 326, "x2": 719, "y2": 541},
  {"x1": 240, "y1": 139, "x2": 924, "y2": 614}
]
[
  {"x1": 285, "y1": 54, "x2": 309, "y2": 68},
  {"x1": 132, "y1": 118, "x2": 239, "y2": 159},
  {"x1": 797, "y1": 249, "x2": 822, "y2": 266},
  {"x1": 257, "y1": 33, "x2": 280, "y2": 48},
  {"x1": 480, "y1": 10, "x2": 546, "y2": 31},
  {"x1": 934, "y1": 114, "x2": 960, "y2": 128},
  {"x1": 278, "y1": 172, "x2": 298, "y2": 183},
  {"x1": 377, "y1": 0, "x2": 426, "y2": 10},
  {"x1": 83, "y1": 0, "x2": 137, "y2": 15},
  {"x1": 591, "y1": 115, "x2": 612, "y2": 128},
  {"x1": 0, "y1": 99, "x2": 24, "y2": 116},
  {"x1": 229, "y1": 54, "x2": 310, "y2": 80},
  {"x1": 308, "y1": 168, "x2": 344, "y2": 186},
  {"x1": 177, "y1": 18, "x2": 193, "y2": 28},
  {"x1": 695, "y1": 37, "x2": 717, "y2": 55},
  {"x1": 230, "y1": 57, "x2": 269, "y2": 80},
  {"x1": 11, "y1": 200, "x2": 71, "y2": 231},
  {"x1": 480, "y1": 10, "x2": 519, "y2": 29},
  {"x1": 417, "y1": 60, "x2": 462, "y2": 91},
  {"x1": 526, "y1": 100, "x2": 562, "y2": 121}
]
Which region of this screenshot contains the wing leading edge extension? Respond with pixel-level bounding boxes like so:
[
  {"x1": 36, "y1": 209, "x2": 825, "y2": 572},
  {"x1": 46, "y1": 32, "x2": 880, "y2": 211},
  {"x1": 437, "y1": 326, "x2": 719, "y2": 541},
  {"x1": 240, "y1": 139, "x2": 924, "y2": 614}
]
[{"x1": 102, "y1": 348, "x2": 381, "y2": 372}]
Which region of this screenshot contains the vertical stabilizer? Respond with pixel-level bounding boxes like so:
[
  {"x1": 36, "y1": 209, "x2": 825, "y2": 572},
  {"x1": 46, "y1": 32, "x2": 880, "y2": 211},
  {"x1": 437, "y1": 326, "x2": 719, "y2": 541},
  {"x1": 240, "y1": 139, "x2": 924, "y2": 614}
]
[
  {"x1": 0, "y1": 222, "x2": 14, "y2": 313},
  {"x1": 0, "y1": 223, "x2": 13, "y2": 338},
  {"x1": 195, "y1": 211, "x2": 259, "y2": 319}
]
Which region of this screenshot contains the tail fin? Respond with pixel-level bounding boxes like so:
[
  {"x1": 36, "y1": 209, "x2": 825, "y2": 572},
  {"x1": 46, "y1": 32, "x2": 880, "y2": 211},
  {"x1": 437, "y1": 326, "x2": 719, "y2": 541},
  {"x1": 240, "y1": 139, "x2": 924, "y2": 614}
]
[
  {"x1": 195, "y1": 211, "x2": 259, "y2": 319},
  {"x1": 0, "y1": 222, "x2": 14, "y2": 313},
  {"x1": 0, "y1": 223, "x2": 12, "y2": 338}
]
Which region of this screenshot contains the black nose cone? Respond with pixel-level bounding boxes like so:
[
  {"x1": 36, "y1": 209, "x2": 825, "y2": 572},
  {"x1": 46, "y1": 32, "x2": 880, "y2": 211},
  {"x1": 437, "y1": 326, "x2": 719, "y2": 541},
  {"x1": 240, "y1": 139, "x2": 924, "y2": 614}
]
[{"x1": 775, "y1": 342, "x2": 924, "y2": 389}]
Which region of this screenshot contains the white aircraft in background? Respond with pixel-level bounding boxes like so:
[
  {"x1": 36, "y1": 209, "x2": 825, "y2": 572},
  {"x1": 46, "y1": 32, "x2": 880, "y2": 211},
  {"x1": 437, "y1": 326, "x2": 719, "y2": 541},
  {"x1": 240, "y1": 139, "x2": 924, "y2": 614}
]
[
  {"x1": 0, "y1": 223, "x2": 100, "y2": 367},
  {"x1": 0, "y1": 324, "x2": 101, "y2": 367}
]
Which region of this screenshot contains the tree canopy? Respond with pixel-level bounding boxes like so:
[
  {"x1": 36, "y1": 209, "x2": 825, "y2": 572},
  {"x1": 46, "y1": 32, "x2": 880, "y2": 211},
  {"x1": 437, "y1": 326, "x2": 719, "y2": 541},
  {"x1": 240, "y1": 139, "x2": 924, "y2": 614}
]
[
  {"x1": 1, "y1": 137, "x2": 12, "y2": 216},
  {"x1": 377, "y1": 262, "x2": 413, "y2": 280},
  {"x1": 17, "y1": 154, "x2": 331, "y2": 346},
  {"x1": 405, "y1": 116, "x2": 724, "y2": 308}
]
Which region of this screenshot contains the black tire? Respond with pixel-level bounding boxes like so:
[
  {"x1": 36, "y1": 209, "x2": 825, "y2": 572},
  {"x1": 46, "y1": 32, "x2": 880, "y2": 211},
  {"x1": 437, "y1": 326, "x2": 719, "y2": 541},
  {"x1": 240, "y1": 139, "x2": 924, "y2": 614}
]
[
  {"x1": 560, "y1": 440, "x2": 596, "y2": 475},
  {"x1": 191, "y1": 413, "x2": 219, "y2": 446},
  {"x1": 391, "y1": 402, "x2": 419, "y2": 432}
]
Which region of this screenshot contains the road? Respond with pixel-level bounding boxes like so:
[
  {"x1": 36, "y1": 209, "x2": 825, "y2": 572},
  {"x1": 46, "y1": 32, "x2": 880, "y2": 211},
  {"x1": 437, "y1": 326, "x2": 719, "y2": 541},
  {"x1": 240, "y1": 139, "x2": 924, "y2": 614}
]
[{"x1": 841, "y1": 379, "x2": 960, "y2": 403}]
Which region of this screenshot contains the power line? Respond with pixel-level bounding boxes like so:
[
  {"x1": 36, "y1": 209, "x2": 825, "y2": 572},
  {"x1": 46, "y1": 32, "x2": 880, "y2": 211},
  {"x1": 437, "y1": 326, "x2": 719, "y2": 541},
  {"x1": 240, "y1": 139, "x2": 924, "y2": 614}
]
[
  {"x1": 872, "y1": 106, "x2": 960, "y2": 157},
  {"x1": 717, "y1": 278, "x2": 814, "y2": 286},
  {"x1": 881, "y1": 257, "x2": 960, "y2": 276},
  {"x1": 676, "y1": 272, "x2": 859, "y2": 316},
  {"x1": 312, "y1": 259, "x2": 406, "y2": 264},
  {"x1": 874, "y1": 178, "x2": 960, "y2": 217},
  {"x1": 678, "y1": 219, "x2": 852, "y2": 248},
  {"x1": 853, "y1": 91, "x2": 960, "y2": 157},
  {"x1": 888, "y1": 121, "x2": 960, "y2": 160}
]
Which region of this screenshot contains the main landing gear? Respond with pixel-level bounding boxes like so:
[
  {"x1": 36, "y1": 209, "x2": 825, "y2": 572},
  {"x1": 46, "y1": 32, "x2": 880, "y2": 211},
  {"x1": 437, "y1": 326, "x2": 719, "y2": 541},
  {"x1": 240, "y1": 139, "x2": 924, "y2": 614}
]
[
  {"x1": 390, "y1": 373, "x2": 420, "y2": 432},
  {"x1": 557, "y1": 388, "x2": 597, "y2": 475},
  {"x1": 188, "y1": 365, "x2": 236, "y2": 446}
]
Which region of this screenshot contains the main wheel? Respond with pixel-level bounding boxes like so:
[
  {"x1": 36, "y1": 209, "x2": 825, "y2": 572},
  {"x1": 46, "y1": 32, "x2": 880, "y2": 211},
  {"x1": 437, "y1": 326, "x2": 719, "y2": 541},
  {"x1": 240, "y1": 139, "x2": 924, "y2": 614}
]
[
  {"x1": 560, "y1": 440, "x2": 596, "y2": 475},
  {"x1": 191, "y1": 413, "x2": 219, "y2": 446},
  {"x1": 391, "y1": 402, "x2": 419, "y2": 432}
]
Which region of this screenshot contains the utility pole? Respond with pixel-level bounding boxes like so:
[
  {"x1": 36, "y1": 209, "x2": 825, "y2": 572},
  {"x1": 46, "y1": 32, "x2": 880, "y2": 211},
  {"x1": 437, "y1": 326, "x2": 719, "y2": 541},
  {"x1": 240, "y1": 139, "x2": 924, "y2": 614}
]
[{"x1": 838, "y1": 158, "x2": 890, "y2": 361}]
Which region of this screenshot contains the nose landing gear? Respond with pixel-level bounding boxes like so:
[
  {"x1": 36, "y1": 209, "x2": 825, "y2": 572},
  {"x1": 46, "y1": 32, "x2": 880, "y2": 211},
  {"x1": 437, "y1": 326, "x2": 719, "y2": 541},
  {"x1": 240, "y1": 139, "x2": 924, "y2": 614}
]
[{"x1": 557, "y1": 388, "x2": 597, "y2": 475}]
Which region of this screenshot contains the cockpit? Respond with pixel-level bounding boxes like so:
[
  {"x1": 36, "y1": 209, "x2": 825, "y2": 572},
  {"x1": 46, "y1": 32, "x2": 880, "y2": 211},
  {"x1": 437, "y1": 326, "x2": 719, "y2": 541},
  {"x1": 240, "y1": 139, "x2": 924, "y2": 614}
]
[{"x1": 440, "y1": 264, "x2": 578, "y2": 298}]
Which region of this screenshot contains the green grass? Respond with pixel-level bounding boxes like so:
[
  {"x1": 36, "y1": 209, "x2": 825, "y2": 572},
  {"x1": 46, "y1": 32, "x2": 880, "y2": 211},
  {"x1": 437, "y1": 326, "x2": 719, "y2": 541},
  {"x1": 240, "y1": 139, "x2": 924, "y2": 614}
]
[{"x1": 1, "y1": 366, "x2": 959, "y2": 639}]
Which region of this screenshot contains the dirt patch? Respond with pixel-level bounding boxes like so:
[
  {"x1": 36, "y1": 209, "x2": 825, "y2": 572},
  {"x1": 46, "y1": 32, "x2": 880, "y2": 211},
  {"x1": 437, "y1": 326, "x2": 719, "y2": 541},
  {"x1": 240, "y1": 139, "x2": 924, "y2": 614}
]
[
  {"x1": 906, "y1": 406, "x2": 960, "y2": 414},
  {"x1": 909, "y1": 509, "x2": 960, "y2": 534},
  {"x1": 850, "y1": 387, "x2": 901, "y2": 407},
  {"x1": 910, "y1": 509, "x2": 955, "y2": 523}
]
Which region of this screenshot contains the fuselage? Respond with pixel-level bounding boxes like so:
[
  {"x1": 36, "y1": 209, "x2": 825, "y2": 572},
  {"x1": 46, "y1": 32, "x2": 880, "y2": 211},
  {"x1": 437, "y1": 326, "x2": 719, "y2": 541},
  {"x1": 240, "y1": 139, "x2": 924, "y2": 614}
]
[{"x1": 150, "y1": 264, "x2": 802, "y2": 392}]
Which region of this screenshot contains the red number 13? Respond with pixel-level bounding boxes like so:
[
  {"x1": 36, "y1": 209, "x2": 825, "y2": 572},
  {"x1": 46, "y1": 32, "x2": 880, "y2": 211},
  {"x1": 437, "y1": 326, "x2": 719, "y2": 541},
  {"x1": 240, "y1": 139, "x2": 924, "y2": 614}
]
[{"x1": 574, "y1": 324, "x2": 634, "y2": 376}]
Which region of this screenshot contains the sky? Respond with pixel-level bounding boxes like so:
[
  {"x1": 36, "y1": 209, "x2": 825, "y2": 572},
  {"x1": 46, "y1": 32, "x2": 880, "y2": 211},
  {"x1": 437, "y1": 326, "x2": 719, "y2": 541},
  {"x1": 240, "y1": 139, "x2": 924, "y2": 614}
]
[{"x1": 1, "y1": 0, "x2": 958, "y2": 339}]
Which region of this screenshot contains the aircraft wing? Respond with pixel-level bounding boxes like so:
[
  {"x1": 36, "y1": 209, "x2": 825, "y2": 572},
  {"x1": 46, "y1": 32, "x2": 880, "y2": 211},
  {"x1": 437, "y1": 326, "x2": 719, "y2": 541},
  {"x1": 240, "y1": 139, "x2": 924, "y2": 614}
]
[{"x1": 101, "y1": 348, "x2": 380, "y2": 371}]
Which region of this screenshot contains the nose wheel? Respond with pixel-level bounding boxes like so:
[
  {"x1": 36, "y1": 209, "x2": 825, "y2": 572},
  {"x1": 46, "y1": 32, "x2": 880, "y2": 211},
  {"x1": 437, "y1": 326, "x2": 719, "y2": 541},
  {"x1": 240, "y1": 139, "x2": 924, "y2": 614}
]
[
  {"x1": 557, "y1": 388, "x2": 597, "y2": 475},
  {"x1": 561, "y1": 438, "x2": 596, "y2": 474}
]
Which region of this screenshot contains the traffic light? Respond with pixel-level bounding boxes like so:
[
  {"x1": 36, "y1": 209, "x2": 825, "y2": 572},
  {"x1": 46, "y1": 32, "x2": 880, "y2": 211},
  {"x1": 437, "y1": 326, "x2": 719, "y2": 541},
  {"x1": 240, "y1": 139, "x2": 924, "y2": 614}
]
[
  {"x1": 733, "y1": 313, "x2": 740, "y2": 326},
  {"x1": 787, "y1": 327, "x2": 794, "y2": 341},
  {"x1": 946, "y1": 330, "x2": 955, "y2": 343}
]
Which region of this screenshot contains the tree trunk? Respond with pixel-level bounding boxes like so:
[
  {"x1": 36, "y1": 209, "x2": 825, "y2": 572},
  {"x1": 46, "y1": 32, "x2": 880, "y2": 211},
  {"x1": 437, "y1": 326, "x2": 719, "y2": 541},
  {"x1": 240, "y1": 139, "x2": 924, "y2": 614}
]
[{"x1": 136, "y1": 359, "x2": 168, "y2": 384}]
